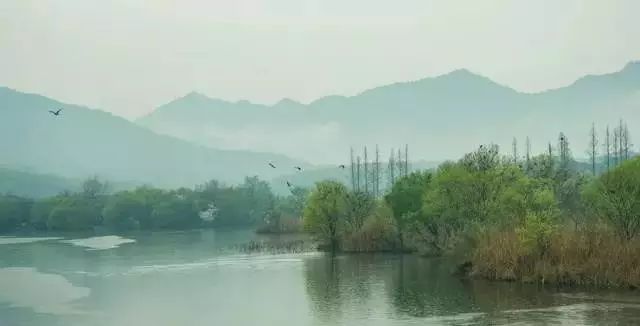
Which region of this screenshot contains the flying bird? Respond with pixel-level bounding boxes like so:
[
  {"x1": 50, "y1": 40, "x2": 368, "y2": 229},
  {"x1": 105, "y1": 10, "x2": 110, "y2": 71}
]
[
  {"x1": 294, "y1": 166, "x2": 302, "y2": 171},
  {"x1": 48, "y1": 108, "x2": 63, "y2": 116},
  {"x1": 268, "y1": 163, "x2": 276, "y2": 169},
  {"x1": 339, "y1": 164, "x2": 345, "y2": 169},
  {"x1": 286, "y1": 181, "x2": 292, "y2": 187}
]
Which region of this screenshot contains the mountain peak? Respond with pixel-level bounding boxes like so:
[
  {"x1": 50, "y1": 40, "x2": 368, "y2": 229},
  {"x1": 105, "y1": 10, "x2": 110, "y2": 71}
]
[
  {"x1": 162, "y1": 91, "x2": 229, "y2": 109},
  {"x1": 445, "y1": 68, "x2": 475, "y2": 76},
  {"x1": 274, "y1": 98, "x2": 304, "y2": 109},
  {"x1": 182, "y1": 91, "x2": 209, "y2": 100}
]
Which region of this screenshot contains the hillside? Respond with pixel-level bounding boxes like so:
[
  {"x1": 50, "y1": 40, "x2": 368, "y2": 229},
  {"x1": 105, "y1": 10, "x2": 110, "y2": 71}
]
[
  {"x1": 0, "y1": 167, "x2": 79, "y2": 198},
  {"x1": 0, "y1": 88, "x2": 306, "y2": 187},
  {"x1": 138, "y1": 62, "x2": 640, "y2": 163}
]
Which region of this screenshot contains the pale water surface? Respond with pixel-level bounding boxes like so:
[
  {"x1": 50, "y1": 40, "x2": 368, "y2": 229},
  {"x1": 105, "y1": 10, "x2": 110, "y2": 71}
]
[{"x1": 1, "y1": 230, "x2": 639, "y2": 325}]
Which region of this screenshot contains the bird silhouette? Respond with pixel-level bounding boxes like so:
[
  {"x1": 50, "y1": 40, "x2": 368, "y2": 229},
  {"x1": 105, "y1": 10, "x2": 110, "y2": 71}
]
[
  {"x1": 268, "y1": 163, "x2": 276, "y2": 168},
  {"x1": 48, "y1": 108, "x2": 63, "y2": 116},
  {"x1": 339, "y1": 164, "x2": 345, "y2": 169},
  {"x1": 286, "y1": 181, "x2": 292, "y2": 187},
  {"x1": 294, "y1": 166, "x2": 302, "y2": 171}
]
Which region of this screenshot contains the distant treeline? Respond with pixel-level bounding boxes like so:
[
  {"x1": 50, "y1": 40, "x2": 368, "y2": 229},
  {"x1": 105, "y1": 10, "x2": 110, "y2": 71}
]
[
  {"x1": 0, "y1": 176, "x2": 307, "y2": 233},
  {"x1": 303, "y1": 123, "x2": 640, "y2": 288}
]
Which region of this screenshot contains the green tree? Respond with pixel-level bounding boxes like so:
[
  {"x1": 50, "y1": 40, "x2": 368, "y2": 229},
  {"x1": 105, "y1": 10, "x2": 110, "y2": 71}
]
[
  {"x1": 102, "y1": 192, "x2": 148, "y2": 230},
  {"x1": 344, "y1": 191, "x2": 375, "y2": 231},
  {"x1": 556, "y1": 174, "x2": 590, "y2": 229},
  {"x1": 240, "y1": 176, "x2": 275, "y2": 224},
  {"x1": 385, "y1": 171, "x2": 432, "y2": 249},
  {"x1": 81, "y1": 176, "x2": 109, "y2": 199},
  {"x1": 150, "y1": 192, "x2": 201, "y2": 230},
  {"x1": 583, "y1": 158, "x2": 640, "y2": 240},
  {"x1": 47, "y1": 197, "x2": 99, "y2": 231},
  {"x1": 29, "y1": 196, "x2": 65, "y2": 230},
  {"x1": 0, "y1": 195, "x2": 32, "y2": 232},
  {"x1": 303, "y1": 181, "x2": 349, "y2": 252}
]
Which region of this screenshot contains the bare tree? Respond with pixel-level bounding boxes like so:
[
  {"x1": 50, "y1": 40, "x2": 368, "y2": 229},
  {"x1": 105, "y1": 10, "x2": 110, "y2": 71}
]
[
  {"x1": 375, "y1": 145, "x2": 380, "y2": 197},
  {"x1": 588, "y1": 122, "x2": 598, "y2": 176},
  {"x1": 356, "y1": 156, "x2": 361, "y2": 192},
  {"x1": 622, "y1": 121, "x2": 632, "y2": 161},
  {"x1": 512, "y1": 137, "x2": 518, "y2": 164},
  {"x1": 404, "y1": 144, "x2": 409, "y2": 176},
  {"x1": 388, "y1": 148, "x2": 396, "y2": 188},
  {"x1": 619, "y1": 119, "x2": 625, "y2": 162},
  {"x1": 613, "y1": 124, "x2": 620, "y2": 167},
  {"x1": 397, "y1": 148, "x2": 403, "y2": 177},
  {"x1": 525, "y1": 136, "x2": 531, "y2": 171},
  {"x1": 557, "y1": 132, "x2": 571, "y2": 179},
  {"x1": 604, "y1": 125, "x2": 611, "y2": 171},
  {"x1": 364, "y1": 146, "x2": 369, "y2": 194},
  {"x1": 350, "y1": 147, "x2": 356, "y2": 191},
  {"x1": 547, "y1": 142, "x2": 554, "y2": 175}
]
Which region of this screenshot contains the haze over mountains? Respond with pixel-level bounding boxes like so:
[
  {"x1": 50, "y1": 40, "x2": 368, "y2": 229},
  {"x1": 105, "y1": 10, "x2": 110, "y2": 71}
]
[
  {"x1": 0, "y1": 87, "x2": 305, "y2": 188},
  {"x1": 1, "y1": 62, "x2": 638, "y2": 192},
  {"x1": 139, "y1": 62, "x2": 640, "y2": 164}
]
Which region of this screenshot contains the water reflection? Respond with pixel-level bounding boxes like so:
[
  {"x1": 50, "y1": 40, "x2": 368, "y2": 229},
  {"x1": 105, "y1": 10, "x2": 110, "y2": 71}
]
[
  {"x1": 304, "y1": 253, "x2": 640, "y2": 325},
  {"x1": 0, "y1": 237, "x2": 62, "y2": 245},
  {"x1": 0, "y1": 267, "x2": 89, "y2": 315},
  {"x1": 61, "y1": 236, "x2": 136, "y2": 250},
  {"x1": 386, "y1": 255, "x2": 477, "y2": 318},
  {"x1": 2, "y1": 231, "x2": 640, "y2": 326}
]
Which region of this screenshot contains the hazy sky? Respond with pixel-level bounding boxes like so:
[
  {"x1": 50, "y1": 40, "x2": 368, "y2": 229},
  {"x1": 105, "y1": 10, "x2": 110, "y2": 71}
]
[{"x1": 1, "y1": 0, "x2": 639, "y2": 119}]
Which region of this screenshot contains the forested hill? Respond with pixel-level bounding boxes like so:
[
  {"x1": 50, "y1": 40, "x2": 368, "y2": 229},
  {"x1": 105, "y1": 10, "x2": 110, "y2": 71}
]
[
  {"x1": 138, "y1": 62, "x2": 640, "y2": 164},
  {"x1": 0, "y1": 87, "x2": 306, "y2": 187},
  {"x1": 0, "y1": 167, "x2": 78, "y2": 198}
]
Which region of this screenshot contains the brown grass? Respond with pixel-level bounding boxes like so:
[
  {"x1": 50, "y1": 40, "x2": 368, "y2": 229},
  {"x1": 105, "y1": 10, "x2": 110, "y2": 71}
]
[
  {"x1": 341, "y1": 215, "x2": 399, "y2": 252},
  {"x1": 471, "y1": 226, "x2": 640, "y2": 288}
]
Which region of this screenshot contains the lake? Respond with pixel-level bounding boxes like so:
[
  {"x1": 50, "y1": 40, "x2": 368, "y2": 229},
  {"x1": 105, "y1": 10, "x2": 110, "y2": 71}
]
[{"x1": 1, "y1": 229, "x2": 639, "y2": 325}]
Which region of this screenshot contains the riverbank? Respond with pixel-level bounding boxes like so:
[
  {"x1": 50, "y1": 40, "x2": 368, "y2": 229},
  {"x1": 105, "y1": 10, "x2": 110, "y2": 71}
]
[
  {"x1": 470, "y1": 227, "x2": 640, "y2": 289},
  {"x1": 5, "y1": 230, "x2": 640, "y2": 326}
]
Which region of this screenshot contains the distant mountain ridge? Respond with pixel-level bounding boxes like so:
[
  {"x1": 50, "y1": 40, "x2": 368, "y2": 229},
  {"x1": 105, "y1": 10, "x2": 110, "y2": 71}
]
[
  {"x1": 0, "y1": 87, "x2": 306, "y2": 188},
  {"x1": 138, "y1": 62, "x2": 640, "y2": 163}
]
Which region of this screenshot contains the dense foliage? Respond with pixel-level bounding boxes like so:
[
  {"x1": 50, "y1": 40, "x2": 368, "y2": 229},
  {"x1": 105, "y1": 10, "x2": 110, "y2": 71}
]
[
  {"x1": 302, "y1": 138, "x2": 640, "y2": 288},
  {"x1": 0, "y1": 176, "x2": 305, "y2": 233}
]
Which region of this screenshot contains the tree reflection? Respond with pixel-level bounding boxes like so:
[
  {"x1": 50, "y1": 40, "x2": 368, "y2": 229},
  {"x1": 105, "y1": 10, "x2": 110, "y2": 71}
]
[
  {"x1": 385, "y1": 255, "x2": 476, "y2": 318},
  {"x1": 303, "y1": 254, "x2": 343, "y2": 323}
]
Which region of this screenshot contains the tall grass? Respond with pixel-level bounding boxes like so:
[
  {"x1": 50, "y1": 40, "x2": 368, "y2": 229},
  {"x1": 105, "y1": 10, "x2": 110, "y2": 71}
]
[
  {"x1": 471, "y1": 225, "x2": 640, "y2": 288},
  {"x1": 341, "y1": 215, "x2": 399, "y2": 252}
]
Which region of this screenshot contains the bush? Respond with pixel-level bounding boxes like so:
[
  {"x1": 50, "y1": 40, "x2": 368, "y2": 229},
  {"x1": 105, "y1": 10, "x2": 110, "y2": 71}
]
[
  {"x1": 583, "y1": 158, "x2": 640, "y2": 240},
  {"x1": 303, "y1": 181, "x2": 349, "y2": 251},
  {"x1": 29, "y1": 197, "x2": 62, "y2": 230},
  {"x1": 151, "y1": 196, "x2": 201, "y2": 230},
  {"x1": 342, "y1": 204, "x2": 398, "y2": 252},
  {"x1": 47, "y1": 198, "x2": 99, "y2": 231},
  {"x1": 102, "y1": 192, "x2": 148, "y2": 230},
  {"x1": 472, "y1": 226, "x2": 640, "y2": 287},
  {"x1": 515, "y1": 212, "x2": 557, "y2": 255}
]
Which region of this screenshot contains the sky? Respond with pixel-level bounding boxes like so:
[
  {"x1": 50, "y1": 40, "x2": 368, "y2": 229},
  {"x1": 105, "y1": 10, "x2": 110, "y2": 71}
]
[{"x1": 1, "y1": 0, "x2": 639, "y2": 119}]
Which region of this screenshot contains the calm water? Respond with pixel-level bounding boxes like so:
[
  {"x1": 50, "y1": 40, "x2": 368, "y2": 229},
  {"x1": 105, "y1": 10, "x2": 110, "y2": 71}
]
[{"x1": 1, "y1": 230, "x2": 639, "y2": 326}]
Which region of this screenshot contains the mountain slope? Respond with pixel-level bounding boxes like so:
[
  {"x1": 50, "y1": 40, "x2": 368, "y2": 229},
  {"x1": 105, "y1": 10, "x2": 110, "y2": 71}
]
[
  {"x1": 0, "y1": 87, "x2": 306, "y2": 187},
  {"x1": 138, "y1": 62, "x2": 640, "y2": 163},
  {"x1": 0, "y1": 167, "x2": 79, "y2": 198}
]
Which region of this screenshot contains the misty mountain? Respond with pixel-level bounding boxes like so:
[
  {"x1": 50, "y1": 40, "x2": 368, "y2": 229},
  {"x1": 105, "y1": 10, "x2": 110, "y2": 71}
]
[
  {"x1": 0, "y1": 87, "x2": 306, "y2": 188},
  {"x1": 138, "y1": 62, "x2": 640, "y2": 164},
  {"x1": 0, "y1": 167, "x2": 79, "y2": 198}
]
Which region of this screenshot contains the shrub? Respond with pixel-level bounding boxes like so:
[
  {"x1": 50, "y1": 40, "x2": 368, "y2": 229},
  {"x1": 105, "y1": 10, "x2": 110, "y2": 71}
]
[
  {"x1": 582, "y1": 158, "x2": 640, "y2": 240},
  {"x1": 342, "y1": 204, "x2": 398, "y2": 252},
  {"x1": 47, "y1": 198, "x2": 99, "y2": 231}
]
